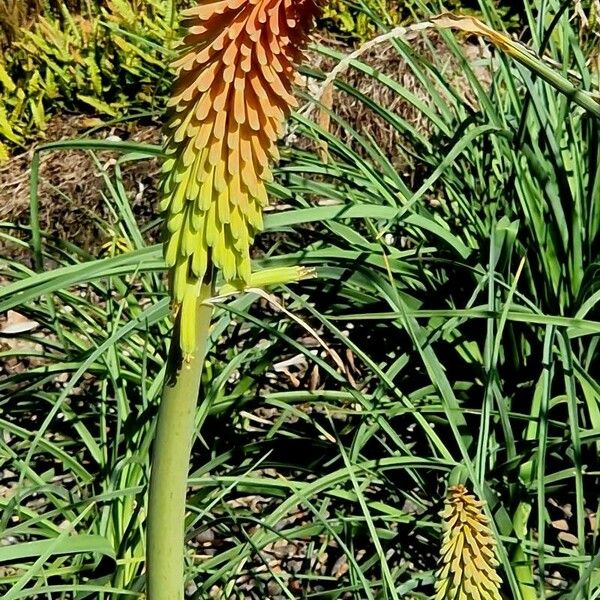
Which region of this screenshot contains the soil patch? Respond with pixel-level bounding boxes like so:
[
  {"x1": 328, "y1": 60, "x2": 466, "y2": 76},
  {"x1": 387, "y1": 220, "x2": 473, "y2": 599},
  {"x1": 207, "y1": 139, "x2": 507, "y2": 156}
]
[{"x1": 0, "y1": 114, "x2": 163, "y2": 253}]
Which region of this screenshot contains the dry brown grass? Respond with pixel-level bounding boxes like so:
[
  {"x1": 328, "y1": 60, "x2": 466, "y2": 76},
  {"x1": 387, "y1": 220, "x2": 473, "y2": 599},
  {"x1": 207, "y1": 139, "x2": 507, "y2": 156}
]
[
  {"x1": 0, "y1": 115, "x2": 162, "y2": 252},
  {"x1": 300, "y1": 32, "x2": 490, "y2": 176}
]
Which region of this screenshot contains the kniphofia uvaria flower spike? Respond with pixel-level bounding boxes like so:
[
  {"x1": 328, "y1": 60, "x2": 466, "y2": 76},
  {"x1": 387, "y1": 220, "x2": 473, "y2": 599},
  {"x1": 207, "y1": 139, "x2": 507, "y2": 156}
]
[
  {"x1": 148, "y1": 3, "x2": 318, "y2": 597},
  {"x1": 160, "y1": 0, "x2": 319, "y2": 356},
  {"x1": 435, "y1": 485, "x2": 503, "y2": 600}
]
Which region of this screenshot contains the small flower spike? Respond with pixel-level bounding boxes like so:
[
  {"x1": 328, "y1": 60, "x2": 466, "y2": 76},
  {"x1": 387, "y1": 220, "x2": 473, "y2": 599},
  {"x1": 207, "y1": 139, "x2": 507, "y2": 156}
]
[
  {"x1": 160, "y1": 0, "x2": 319, "y2": 356},
  {"x1": 435, "y1": 485, "x2": 503, "y2": 600}
]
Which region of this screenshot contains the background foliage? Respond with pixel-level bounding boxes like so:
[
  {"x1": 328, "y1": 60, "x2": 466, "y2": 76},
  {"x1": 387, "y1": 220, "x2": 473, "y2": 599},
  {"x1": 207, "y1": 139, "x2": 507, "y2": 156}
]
[
  {"x1": 1, "y1": 0, "x2": 600, "y2": 599},
  {"x1": 0, "y1": 0, "x2": 530, "y2": 159},
  {"x1": 0, "y1": 0, "x2": 182, "y2": 158}
]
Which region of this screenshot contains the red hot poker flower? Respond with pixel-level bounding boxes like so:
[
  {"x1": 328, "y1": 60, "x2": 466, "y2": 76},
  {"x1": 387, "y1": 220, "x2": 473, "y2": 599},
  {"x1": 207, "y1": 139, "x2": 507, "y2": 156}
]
[{"x1": 160, "y1": 0, "x2": 319, "y2": 355}]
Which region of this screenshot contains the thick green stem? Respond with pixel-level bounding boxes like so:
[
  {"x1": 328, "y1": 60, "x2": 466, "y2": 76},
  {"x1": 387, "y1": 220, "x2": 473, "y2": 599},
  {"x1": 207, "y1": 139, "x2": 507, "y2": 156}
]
[{"x1": 146, "y1": 285, "x2": 213, "y2": 600}]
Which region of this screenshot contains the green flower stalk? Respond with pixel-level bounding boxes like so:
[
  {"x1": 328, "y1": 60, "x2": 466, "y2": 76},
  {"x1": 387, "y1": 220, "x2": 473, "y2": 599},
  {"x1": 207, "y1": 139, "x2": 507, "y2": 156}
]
[
  {"x1": 146, "y1": 0, "x2": 319, "y2": 598},
  {"x1": 434, "y1": 485, "x2": 503, "y2": 600}
]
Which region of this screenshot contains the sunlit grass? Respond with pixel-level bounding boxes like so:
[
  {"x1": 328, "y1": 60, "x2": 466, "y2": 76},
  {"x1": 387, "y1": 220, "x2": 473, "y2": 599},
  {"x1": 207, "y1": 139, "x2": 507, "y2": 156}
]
[{"x1": 1, "y1": 0, "x2": 599, "y2": 598}]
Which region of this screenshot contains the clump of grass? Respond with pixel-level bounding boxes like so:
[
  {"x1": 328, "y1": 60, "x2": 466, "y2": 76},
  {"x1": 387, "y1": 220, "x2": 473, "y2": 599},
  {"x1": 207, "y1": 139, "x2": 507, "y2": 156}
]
[{"x1": 1, "y1": 0, "x2": 600, "y2": 598}]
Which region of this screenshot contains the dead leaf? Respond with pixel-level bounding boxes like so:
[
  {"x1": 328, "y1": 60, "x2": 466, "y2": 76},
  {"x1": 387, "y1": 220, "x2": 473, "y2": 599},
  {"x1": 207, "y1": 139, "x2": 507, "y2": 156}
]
[
  {"x1": 587, "y1": 510, "x2": 597, "y2": 531},
  {"x1": 1, "y1": 311, "x2": 39, "y2": 335},
  {"x1": 332, "y1": 555, "x2": 349, "y2": 578},
  {"x1": 549, "y1": 498, "x2": 573, "y2": 518},
  {"x1": 318, "y1": 83, "x2": 333, "y2": 162},
  {"x1": 551, "y1": 519, "x2": 569, "y2": 532},
  {"x1": 310, "y1": 365, "x2": 320, "y2": 391},
  {"x1": 432, "y1": 12, "x2": 516, "y2": 55},
  {"x1": 346, "y1": 347, "x2": 358, "y2": 374},
  {"x1": 558, "y1": 531, "x2": 578, "y2": 545}
]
